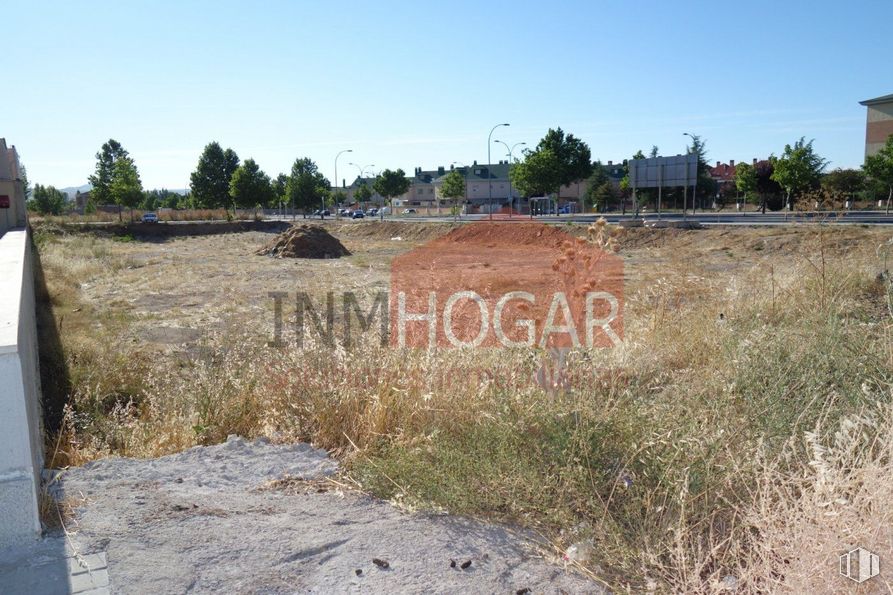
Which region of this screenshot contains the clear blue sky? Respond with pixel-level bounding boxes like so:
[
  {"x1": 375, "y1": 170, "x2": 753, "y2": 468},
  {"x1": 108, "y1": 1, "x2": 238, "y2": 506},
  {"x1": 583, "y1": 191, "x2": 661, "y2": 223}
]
[{"x1": 6, "y1": 0, "x2": 891, "y2": 190}]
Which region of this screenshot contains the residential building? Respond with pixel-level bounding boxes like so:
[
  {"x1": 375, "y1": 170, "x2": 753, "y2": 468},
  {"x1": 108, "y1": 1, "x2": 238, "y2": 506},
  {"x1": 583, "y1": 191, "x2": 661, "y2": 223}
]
[
  {"x1": 860, "y1": 93, "x2": 893, "y2": 158},
  {"x1": 0, "y1": 139, "x2": 28, "y2": 234},
  {"x1": 394, "y1": 160, "x2": 626, "y2": 213},
  {"x1": 397, "y1": 162, "x2": 516, "y2": 212},
  {"x1": 74, "y1": 190, "x2": 91, "y2": 214},
  {"x1": 335, "y1": 176, "x2": 385, "y2": 207},
  {"x1": 709, "y1": 160, "x2": 738, "y2": 197}
]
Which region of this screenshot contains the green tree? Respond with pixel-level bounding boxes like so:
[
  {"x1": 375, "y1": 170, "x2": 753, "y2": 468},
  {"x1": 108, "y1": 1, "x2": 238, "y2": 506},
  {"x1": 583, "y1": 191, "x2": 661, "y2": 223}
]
[
  {"x1": 27, "y1": 184, "x2": 67, "y2": 215},
  {"x1": 372, "y1": 169, "x2": 411, "y2": 217},
  {"x1": 354, "y1": 182, "x2": 373, "y2": 209},
  {"x1": 272, "y1": 173, "x2": 288, "y2": 210},
  {"x1": 510, "y1": 149, "x2": 561, "y2": 199},
  {"x1": 88, "y1": 139, "x2": 129, "y2": 206},
  {"x1": 439, "y1": 169, "x2": 465, "y2": 210},
  {"x1": 588, "y1": 182, "x2": 617, "y2": 212},
  {"x1": 770, "y1": 137, "x2": 828, "y2": 210},
  {"x1": 332, "y1": 190, "x2": 348, "y2": 209},
  {"x1": 110, "y1": 155, "x2": 144, "y2": 222},
  {"x1": 142, "y1": 188, "x2": 182, "y2": 210},
  {"x1": 620, "y1": 149, "x2": 649, "y2": 214},
  {"x1": 583, "y1": 162, "x2": 613, "y2": 211},
  {"x1": 863, "y1": 135, "x2": 893, "y2": 213},
  {"x1": 534, "y1": 127, "x2": 592, "y2": 201},
  {"x1": 162, "y1": 192, "x2": 181, "y2": 210},
  {"x1": 141, "y1": 192, "x2": 159, "y2": 212},
  {"x1": 190, "y1": 141, "x2": 240, "y2": 212},
  {"x1": 286, "y1": 158, "x2": 330, "y2": 215},
  {"x1": 821, "y1": 168, "x2": 865, "y2": 204},
  {"x1": 649, "y1": 145, "x2": 660, "y2": 158},
  {"x1": 684, "y1": 134, "x2": 718, "y2": 208},
  {"x1": 735, "y1": 162, "x2": 758, "y2": 210},
  {"x1": 230, "y1": 158, "x2": 274, "y2": 216},
  {"x1": 20, "y1": 163, "x2": 31, "y2": 199}
]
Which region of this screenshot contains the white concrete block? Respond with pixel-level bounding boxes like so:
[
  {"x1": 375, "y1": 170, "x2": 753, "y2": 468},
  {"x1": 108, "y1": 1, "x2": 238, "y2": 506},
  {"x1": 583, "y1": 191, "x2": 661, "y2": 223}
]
[{"x1": 0, "y1": 229, "x2": 43, "y2": 548}]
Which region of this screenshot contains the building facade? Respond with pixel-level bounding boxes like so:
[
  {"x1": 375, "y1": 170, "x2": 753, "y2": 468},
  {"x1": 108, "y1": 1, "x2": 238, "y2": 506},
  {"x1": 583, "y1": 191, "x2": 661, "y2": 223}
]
[
  {"x1": 860, "y1": 93, "x2": 893, "y2": 158},
  {"x1": 394, "y1": 161, "x2": 626, "y2": 213},
  {"x1": 0, "y1": 139, "x2": 28, "y2": 234}
]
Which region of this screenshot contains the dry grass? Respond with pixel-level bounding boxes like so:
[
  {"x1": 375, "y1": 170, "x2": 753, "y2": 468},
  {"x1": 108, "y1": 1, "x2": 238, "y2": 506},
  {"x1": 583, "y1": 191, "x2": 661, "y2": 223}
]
[{"x1": 32, "y1": 221, "x2": 893, "y2": 592}]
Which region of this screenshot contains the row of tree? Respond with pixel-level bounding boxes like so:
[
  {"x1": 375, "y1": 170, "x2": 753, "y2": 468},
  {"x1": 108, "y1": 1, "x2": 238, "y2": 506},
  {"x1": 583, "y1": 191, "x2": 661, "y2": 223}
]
[
  {"x1": 189, "y1": 142, "x2": 416, "y2": 216},
  {"x1": 734, "y1": 136, "x2": 893, "y2": 212},
  {"x1": 25, "y1": 138, "x2": 421, "y2": 218},
  {"x1": 27, "y1": 132, "x2": 893, "y2": 217}
]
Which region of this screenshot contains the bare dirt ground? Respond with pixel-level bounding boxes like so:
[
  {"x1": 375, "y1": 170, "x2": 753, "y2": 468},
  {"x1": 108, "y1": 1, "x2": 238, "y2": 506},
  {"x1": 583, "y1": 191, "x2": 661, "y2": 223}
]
[
  {"x1": 42, "y1": 436, "x2": 600, "y2": 594},
  {"x1": 22, "y1": 220, "x2": 893, "y2": 593},
  {"x1": 75, "y1": 221, "x2": 890, "y2": 352}
]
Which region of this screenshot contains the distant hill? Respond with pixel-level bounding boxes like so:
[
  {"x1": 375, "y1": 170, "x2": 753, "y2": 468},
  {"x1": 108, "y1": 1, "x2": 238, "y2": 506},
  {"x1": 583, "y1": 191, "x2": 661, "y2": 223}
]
[{"x1": 60, "y1": 184, "x2": 91, "y2": 198}]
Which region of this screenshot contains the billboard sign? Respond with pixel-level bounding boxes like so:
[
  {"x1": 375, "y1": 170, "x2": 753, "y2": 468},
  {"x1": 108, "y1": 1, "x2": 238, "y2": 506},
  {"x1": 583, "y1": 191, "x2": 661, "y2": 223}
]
[{"x1": 628, "y1": 154, "x2": 698, "y2": 189}]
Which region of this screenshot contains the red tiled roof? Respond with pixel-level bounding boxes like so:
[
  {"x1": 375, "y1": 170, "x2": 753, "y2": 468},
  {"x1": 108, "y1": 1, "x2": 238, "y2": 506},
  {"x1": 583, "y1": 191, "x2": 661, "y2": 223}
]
[{"x1": 709, "y1": 162, "x2": 736, "y2": 182}]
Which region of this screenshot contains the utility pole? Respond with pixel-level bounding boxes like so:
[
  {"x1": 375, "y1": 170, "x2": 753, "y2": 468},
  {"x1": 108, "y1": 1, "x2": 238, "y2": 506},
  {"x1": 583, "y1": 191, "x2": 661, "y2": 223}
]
[
  {"x1": 333, "y1": 149, "x2": 352, "y2": 219},
  {"x1": 494, "y1": 139, "x2": 526, "y2": 217},
  {"x1": 487, "y1": 123, "x2": 509, "y2": 221}
]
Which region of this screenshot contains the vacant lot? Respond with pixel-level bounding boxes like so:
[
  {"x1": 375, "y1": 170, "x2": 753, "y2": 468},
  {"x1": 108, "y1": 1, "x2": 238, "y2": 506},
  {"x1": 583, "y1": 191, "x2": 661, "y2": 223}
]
[{"x1": 35, "y1": 220, "x2": 893, "y2": 592}]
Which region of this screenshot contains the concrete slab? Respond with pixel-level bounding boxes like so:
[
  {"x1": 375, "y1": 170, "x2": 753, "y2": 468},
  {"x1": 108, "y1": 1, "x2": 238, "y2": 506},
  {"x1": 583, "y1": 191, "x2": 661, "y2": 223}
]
[{"x1": 0, "y1": 538, "x2": 111, "y2": 594}]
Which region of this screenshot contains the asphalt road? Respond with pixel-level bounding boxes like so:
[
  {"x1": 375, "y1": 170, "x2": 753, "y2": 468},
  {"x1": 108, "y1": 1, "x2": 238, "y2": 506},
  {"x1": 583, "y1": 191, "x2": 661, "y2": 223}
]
[
  {"x1": 61, "y1": 210, "x2": 893, "y2": 228},
  {"x1": 373, "y1": 210, "x2": 893, "y2": 226}
]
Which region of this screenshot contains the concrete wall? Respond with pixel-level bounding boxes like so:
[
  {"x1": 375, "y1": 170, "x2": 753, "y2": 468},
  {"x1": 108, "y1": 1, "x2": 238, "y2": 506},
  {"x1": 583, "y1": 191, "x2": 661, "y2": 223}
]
[
  {"x1": 0, "y1": 229, "x2": 43, "y2": 548},
  {"x1": 0, "y1": 139, "x2": 28, "y2": 235},
  {"x1": 866, "y1": 102, "x2": 893, "y2": 158}
]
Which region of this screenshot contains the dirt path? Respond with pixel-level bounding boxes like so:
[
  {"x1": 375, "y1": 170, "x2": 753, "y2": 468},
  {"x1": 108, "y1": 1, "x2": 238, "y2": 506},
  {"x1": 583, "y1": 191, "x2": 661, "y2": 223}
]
[{"x1": 50, "y1": 437, "x2": 603, "y2": 594}]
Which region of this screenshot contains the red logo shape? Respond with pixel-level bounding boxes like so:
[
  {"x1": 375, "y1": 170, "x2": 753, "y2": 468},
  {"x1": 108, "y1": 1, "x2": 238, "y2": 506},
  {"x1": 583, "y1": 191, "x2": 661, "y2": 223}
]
[{"x1": 390, "y1": 222, "x2": 624, "y2": 350}]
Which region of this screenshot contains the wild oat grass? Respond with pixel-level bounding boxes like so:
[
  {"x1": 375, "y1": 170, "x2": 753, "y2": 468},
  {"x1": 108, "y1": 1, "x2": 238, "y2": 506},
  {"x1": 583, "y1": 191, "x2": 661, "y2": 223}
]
[{"x1": 34, "y1": 223, "x2": 893, "y2": 592}]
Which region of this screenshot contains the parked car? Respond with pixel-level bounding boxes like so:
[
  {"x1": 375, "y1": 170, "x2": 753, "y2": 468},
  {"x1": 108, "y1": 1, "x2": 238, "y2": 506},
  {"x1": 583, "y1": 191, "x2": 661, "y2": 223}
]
[
  {"x1": 312, "y1": 209, "x2": 332, "y2": 217},
  {"x1": 351, "y1": 210, "x2": 365, "y2": 219},
  {"x1": 338, "y1": 208, "x2": 350, "y2": 217},
  {"x1": 368, "y1": 208, "x2": 378, "y2": 216},
  {"x1": 403, "y1": 208, "x2": 417, "y2": 215},
  {"x1": 141, "y1": 212, "x2": 159, "y2": 223}
]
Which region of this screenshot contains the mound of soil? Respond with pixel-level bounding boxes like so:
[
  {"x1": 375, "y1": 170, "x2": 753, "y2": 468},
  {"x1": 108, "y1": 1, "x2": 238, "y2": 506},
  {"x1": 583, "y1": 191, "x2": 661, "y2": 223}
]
[
  {"x1": 335, "y1": 220, "x2": 459, "y2": 242},
  {"x1": 433, "y1": 222, "x2": 578, "y2": 248},
  {"x1": 256, "y1": 224, "x2": 350, "y2": 259}
]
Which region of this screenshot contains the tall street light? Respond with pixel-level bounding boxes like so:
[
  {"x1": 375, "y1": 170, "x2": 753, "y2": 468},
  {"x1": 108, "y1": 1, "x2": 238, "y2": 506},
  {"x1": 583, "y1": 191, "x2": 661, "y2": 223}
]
[
  {"x1": 332, "y1": 149, "x2": 353, "y2": 219},
  {"x1": 348, "y1": 162, "x2": 375, "y2": 208},
  {"x1": 494, "y1": 140, "x2": 526, "y2": 217},
  {"x1": 349, "y1": 162, "x2": 376, "y2": 178},
  {"x1": 487, "y1": 123, "x2": 510, "y2": 221}
]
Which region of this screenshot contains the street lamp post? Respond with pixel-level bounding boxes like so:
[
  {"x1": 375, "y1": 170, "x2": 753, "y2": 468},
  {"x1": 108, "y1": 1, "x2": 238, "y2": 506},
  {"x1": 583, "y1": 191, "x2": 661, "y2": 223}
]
[
  {"x1": 494, "y1": 140, "x2": 526, "y2": 217},
  {"x1": 333, "y1": 149, "x2": 353, "y2": 219},
  {"x1": 487, "y1": 123, "x2": 510, "y2": 221},
  {"x1": 348, "y1": 162, "x2": 375, "y2": 209},
  {"x1": 349, "y1": 162, "x2": 376, "y2": 178}
]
